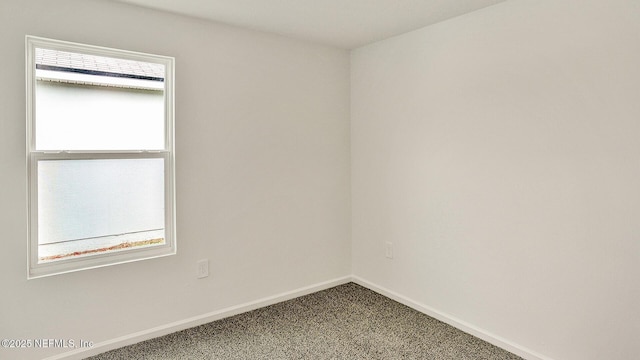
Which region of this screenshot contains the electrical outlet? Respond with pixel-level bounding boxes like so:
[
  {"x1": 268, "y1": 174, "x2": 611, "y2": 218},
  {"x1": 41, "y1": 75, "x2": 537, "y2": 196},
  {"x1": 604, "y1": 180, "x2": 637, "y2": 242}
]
[
  {"x1": 197, "y1": 259, "x2": 209, "y2": 279},
  {"x1": 385, "y1": 242, "x2": 393, "y2": 259}
]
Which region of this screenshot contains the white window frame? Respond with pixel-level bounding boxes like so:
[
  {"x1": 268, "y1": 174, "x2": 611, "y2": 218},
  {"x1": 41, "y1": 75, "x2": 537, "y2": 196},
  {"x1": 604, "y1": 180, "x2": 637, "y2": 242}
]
[{"x1": 26, "y1": 36, "x2": 176, "y2": 279}]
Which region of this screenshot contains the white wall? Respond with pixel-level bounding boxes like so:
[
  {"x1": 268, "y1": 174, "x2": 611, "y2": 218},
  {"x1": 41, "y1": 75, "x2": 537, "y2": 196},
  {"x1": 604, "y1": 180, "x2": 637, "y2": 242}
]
[
  {"x1": 0, "y1": 0, "x2": 350, "y2": 359},
  {"x1": 35, "y1": 81, "x2": 165, "y2": 151},
  {"x1": 351, "y1": 1, "x2": 640, "y2": 360}
]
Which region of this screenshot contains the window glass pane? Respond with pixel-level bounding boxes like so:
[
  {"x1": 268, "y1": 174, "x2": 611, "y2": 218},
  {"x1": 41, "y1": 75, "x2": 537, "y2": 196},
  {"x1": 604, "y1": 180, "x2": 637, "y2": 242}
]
[
  {"x1": 34, "y1": 48, "x2": 165, "y2": 150},
  {"x1": 27, "y1": 36, "x2": 175, "y2": 278},
  {"x1": 37, "y1": 158, "x2": 165, "y2": 262}
]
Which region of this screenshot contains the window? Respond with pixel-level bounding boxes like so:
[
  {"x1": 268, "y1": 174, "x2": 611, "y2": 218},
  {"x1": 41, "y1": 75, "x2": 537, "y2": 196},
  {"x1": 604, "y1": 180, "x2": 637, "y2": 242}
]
[{"x1": 26, "y1": 36, "x2": 176, "y2": 278}]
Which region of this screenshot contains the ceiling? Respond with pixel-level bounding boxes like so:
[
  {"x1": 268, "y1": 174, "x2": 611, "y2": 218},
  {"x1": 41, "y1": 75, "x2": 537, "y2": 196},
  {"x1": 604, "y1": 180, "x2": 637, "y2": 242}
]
[{"x1": 111, "y1": 0, "x2": 509, "y2": 49}]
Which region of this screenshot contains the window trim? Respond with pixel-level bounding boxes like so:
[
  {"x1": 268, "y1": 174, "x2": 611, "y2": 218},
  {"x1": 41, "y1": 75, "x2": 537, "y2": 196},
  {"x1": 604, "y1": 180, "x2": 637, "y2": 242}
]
[{"x1": 26, "y1": 36, "x2": 176, "y2": 279}]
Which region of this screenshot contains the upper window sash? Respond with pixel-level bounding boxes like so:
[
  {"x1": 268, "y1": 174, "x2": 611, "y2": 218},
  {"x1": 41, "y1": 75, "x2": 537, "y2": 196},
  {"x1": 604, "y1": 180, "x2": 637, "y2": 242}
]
[{"x1": 26, "y1": 36, "x2": 175, "y2": 153}]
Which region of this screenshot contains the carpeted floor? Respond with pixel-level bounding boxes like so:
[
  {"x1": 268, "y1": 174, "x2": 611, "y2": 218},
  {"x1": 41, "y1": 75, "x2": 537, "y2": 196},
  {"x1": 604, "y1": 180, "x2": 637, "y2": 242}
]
[{"x1": 87, "y1": 283, "x2": 522, "y2": 359}]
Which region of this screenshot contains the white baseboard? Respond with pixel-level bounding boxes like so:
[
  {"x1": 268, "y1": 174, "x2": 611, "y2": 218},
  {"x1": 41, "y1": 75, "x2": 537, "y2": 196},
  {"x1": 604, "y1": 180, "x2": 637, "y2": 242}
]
[
  {"x1": 351, "y1": 275, "x2": 554, "y2": 360},
  {"x1": 46, "y1": 275, "x2": 552, "y2": 360},
  {"x1": 44, "y1": 276, "x2": 351, "y2": 360}
]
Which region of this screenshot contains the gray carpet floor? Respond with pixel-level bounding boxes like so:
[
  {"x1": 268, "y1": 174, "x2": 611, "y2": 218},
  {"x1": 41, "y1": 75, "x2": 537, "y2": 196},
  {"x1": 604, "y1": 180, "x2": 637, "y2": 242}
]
[{"x1": 87, "y1": 283, "x2": 522, "y2": 359}]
